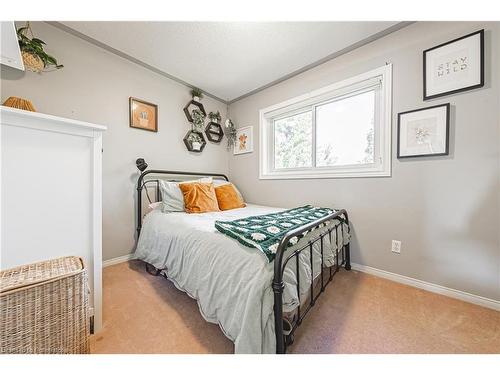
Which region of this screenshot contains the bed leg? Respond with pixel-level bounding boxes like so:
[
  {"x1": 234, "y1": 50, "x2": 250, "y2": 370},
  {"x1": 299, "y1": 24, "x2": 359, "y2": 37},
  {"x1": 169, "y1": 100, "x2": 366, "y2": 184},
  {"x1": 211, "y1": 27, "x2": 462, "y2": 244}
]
[
  {"x1": 273, "y1": 281, "x2": 286, "y2": 354},
  {"x1": 344, "y1": 244, "x2": 351, "y2": 271}
]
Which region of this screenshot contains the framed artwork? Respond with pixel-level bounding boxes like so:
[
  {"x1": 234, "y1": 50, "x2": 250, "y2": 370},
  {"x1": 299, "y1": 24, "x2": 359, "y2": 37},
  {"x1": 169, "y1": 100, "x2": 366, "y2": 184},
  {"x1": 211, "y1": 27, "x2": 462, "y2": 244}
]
[
  {"x1": 423, "y1": 29, "x2": 484, "y2": 100},
  {"x1": 129, "y1": 97, "x2": 158, "y2": 132},
  {"x1": 397, "y1": 103, "x2": 450, "y2": 158},
  {"x1": 234, "y1": 126, "x2": 253, "y2": 155}
]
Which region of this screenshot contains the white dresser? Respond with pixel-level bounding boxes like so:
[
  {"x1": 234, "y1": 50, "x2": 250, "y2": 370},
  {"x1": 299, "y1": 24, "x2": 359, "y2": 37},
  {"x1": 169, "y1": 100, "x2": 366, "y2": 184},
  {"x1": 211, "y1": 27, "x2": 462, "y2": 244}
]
[{"x1": 0, "y1": 106, "x2": 106, "y2": 331}]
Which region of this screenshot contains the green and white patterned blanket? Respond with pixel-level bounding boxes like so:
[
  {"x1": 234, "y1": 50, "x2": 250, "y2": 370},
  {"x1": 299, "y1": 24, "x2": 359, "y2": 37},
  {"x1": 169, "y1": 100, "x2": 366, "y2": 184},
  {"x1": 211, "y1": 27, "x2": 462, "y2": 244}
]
[{"x1": 215, "y1": 205, "x2": 338, "y2": 262}]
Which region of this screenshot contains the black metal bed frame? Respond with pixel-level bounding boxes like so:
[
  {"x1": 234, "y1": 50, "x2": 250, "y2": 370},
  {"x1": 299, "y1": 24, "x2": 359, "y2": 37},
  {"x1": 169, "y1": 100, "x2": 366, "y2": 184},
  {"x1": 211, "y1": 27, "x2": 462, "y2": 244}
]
[{"x1": 136, "y1": 169, "x2": 351, "y2": 354}]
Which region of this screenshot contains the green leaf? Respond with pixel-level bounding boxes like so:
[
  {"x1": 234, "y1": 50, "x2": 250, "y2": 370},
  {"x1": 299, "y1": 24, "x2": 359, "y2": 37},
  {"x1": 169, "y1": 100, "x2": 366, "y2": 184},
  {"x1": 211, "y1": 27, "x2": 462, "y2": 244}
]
[
  {"x1": 31, "y1": 38, "x2": 46, "y2": 45},
  {"x1": 45, "y1": 55, "x2": 57, "y2": 65},
  {"x1": 17, "y1": 27, "x2": 28, "y2": 35}
]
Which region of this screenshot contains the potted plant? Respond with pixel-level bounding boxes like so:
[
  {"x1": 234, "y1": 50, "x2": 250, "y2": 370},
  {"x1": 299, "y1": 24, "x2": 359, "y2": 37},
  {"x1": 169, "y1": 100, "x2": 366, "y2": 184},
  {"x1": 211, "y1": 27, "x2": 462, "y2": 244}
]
[
  {"x1": 188, "y1": 132, "x2": 203, "y2": 151},
  {"x1": 191, "y1": 108, "x2": 206, "y2": 132},
  {"x1": 208, "y1": 111, "x2": 222, "y2": 123},
  {"x1": 17, "y1": 22, "x2": 63, "y2": 73},
  {"x1": 225, "y1": 119, "x2": 237, "y2": 150},
  {"x1": 190, "y1": 88, "x2": 204, "y2": 103}
]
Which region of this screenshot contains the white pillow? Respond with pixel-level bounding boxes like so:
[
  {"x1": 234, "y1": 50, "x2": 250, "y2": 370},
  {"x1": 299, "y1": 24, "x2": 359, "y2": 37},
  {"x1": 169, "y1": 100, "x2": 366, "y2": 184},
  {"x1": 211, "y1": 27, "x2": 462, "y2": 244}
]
[{"x1": 160, "y1": 177, "x2": 212, "y2": 212}]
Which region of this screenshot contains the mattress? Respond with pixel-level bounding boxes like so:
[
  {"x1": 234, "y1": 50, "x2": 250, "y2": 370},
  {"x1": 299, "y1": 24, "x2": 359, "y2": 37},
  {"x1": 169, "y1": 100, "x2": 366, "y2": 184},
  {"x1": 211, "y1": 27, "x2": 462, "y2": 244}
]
[{"x1": 133, "y1": 204, "x2": 349, "y2": 353}]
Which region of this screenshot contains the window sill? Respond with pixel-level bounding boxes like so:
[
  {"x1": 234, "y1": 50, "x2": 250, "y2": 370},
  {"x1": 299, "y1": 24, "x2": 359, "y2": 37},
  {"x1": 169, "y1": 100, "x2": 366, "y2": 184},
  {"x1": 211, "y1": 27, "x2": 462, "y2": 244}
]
[{"x1": 259, "y1": 168, "x2": 391, "y2": 180}]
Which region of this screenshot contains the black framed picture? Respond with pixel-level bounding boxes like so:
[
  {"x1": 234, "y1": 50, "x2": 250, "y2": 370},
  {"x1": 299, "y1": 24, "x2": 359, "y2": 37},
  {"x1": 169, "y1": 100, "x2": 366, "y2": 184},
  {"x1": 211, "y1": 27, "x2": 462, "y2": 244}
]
[
  {"x1": 423, "y1": 29, "x2": 484, "y2": 100},
  {"x1": 397, "y1": 103, "x2": 450, "y2": 158}
]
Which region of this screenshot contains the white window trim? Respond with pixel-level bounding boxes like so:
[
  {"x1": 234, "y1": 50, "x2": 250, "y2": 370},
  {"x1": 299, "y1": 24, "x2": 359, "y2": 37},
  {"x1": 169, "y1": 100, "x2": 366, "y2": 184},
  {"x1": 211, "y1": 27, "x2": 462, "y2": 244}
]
[{"x1": 259, "y1": 64, "x2": 392, "y2": 180}]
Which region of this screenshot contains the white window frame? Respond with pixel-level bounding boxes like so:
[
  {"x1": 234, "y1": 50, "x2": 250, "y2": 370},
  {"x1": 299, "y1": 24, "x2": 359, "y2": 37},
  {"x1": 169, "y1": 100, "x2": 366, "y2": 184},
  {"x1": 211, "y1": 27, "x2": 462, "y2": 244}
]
[{"x1": 259, "y1": 64, "x2": 392, "y2": 180}]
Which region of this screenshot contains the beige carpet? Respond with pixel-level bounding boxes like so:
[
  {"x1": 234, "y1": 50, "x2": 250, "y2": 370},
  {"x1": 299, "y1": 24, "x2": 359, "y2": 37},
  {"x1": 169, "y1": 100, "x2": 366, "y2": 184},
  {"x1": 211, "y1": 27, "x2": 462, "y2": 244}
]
[{"x1": 91, "y1": 260, "x2": 500, "y2": 354}]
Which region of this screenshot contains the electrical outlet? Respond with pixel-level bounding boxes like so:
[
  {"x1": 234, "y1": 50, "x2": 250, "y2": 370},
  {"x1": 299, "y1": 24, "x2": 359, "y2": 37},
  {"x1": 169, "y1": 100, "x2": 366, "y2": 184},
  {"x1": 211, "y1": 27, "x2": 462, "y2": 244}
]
[{"x1": 391, "y1": 240, "x2": 401, "y2": 254}]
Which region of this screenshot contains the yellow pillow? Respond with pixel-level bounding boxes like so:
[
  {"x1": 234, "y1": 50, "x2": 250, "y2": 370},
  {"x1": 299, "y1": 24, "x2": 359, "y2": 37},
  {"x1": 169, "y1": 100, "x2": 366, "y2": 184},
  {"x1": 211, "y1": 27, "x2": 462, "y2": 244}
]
[
  {"x1": 179, "y1": 182, "x2": 220, "y2": 213},
  {"x1": 215, "y1": 183, "x2": 246, "y2": 211}
]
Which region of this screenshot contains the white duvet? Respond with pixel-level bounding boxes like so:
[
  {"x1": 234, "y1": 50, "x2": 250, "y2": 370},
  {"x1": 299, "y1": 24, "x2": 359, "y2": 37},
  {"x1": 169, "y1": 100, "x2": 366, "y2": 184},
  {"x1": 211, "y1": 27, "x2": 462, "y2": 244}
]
[{"x1": 133, "y1": 204, "x2": 349, "y2": 353}]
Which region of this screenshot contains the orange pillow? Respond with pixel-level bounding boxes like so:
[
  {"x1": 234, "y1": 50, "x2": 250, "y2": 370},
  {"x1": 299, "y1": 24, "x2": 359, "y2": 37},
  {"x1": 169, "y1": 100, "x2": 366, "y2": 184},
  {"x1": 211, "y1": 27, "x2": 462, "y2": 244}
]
[
  {"x1": 215, "y1": 183, "x2": 246, "y2": 211},
  {"x1": 179, "y1": 182, "x2": 220, "y2": 213}
]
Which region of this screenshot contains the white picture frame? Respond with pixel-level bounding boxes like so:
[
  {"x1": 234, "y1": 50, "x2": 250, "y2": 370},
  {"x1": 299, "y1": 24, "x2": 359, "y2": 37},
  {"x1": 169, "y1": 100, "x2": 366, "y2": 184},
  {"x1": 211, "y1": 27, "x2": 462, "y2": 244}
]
[
  {"x1": 234, "y1": 126, "x2": 253, "y2": 155},
  {"x1": 233, "y1": 126, "x2": 253, "y2": 155},
  {"x1": 423, "y1": 29, "x2": 484, "y2": 100},
  {"x1": 397, "y1": 104, "x2": 450, "y2": 158}
]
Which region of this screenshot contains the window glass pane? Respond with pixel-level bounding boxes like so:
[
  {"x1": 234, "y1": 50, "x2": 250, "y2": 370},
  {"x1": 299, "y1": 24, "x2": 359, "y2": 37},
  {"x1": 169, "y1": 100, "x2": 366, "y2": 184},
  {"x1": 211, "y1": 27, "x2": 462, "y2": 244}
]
[
  {"x1": 274, "y1": 111, "x2": 312, "y2": 169},
  {"x1": 316, "y1": 90, "x2": 375, "y2": 167}
]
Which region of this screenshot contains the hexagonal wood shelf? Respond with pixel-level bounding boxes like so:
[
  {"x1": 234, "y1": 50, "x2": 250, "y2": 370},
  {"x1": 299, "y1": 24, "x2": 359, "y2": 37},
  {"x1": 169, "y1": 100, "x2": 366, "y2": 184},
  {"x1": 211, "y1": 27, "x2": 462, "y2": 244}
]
[
  {"x1": 183, "y1": 100, "x2": 206, "y2": 123},
  {"x1": 183, "y1": 130, "x2": 206, "y2": 153},
  {"x1": 205, "y1": 122, "x2": 224, "y2": 143}
]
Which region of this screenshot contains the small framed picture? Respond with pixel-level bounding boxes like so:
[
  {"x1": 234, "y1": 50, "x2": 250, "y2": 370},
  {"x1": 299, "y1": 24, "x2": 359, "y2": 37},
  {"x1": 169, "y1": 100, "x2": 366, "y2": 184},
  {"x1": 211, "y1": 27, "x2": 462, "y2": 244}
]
[
  {"x1": 129, "y1": 97, "x2": 158, "y2": 132},
  {"x1": 234, "y1": 126, "x2": 253, "y2": 155},
  {"x1": 397, "y1": 104, "x2": 450, "y2": 158},
  {"x1": 423, "y1": 29, "x2": 484, "y2": 100}
]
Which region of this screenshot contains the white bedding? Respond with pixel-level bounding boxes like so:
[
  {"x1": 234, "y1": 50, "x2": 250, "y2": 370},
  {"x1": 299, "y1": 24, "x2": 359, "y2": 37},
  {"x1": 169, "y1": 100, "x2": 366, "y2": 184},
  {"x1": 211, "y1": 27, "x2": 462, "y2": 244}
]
[{"x1": 133, "y1": 204, "x2": 349, "y2": 353}]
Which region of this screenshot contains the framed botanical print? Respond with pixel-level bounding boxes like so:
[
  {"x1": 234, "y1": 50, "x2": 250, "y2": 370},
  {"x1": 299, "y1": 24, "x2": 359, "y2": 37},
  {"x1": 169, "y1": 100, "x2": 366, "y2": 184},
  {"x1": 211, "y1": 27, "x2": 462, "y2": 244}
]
[
  {"x1": 129, "y1": 97, "x2": 158, "y2": 132},
  {"x1": 234, "y1": 126, "x2": 253, "y2": 155},
  {"x1": 397, "y1": 103, "x2": 450, "y2": 158},
  {"x1": 423, "y1": 29, "x2": 484, "y2": 100}
]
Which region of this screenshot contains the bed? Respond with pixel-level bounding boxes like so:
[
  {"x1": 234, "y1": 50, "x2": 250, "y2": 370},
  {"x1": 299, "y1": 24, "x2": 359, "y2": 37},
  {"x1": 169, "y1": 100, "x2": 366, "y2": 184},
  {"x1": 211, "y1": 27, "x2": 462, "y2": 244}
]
[{"x1": 133, "y1": 169, "x2": 351, "y2": 354}]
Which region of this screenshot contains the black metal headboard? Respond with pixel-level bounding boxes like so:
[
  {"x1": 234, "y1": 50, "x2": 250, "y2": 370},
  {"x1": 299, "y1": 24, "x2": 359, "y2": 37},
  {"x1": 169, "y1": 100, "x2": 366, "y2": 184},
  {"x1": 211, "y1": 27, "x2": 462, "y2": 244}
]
[{"x1": 136, "y1": 169, "x2": 229, "y2": 236}]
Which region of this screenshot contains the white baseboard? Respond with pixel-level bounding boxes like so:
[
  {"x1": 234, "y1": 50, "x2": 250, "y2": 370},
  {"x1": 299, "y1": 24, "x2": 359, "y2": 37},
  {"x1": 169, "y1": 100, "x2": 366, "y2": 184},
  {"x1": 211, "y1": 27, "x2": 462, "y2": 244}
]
[
  {"x1": 351, "y1": 263, "x2": 500, "y2": 312},
  {"x1": 102, "y1": 254, "x2": 134, "y2": 268}
]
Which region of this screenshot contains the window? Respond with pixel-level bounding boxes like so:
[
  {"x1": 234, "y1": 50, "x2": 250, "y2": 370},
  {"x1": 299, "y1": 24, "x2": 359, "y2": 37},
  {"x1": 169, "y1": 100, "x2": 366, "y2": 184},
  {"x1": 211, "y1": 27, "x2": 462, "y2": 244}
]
[{"x1": 260, "y1": 65, "x2": 392, "y2": 179}]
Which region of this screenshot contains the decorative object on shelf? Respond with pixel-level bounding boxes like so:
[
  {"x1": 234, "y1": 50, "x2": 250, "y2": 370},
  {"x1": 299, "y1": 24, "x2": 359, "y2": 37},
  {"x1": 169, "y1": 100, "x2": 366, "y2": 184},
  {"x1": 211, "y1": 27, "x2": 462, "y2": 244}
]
[
  {"x1": 225, "y1": 119, "x2": 237, "y2": 150},
  {"x1": 234, "y1": 126, "x2": 253, "y2": 155},
  {"x1": 129, "y1": 97, "x2": 158, "y2": 132},
  {"x1": 183, "y1": 130, "x2": 206, "y2": 152},
  {"x1": 208, "y1": 111, "x2": 222, "y2": 123},
  {"x1": 424, "y1": 29, "x2": 484, "y2": 100},
  {"x1": 397, "y1": 103, "x2": 450, "y2": 158},
  {"x1": 191, "y1": 108, "x2": 206, "y2": 132},
  {"x1": 190, "y1": 87, "x2": 204, "y2": 103},
  {"x1": 2, "y1": 96, "x2": 36, "y2": 112},
  {"x1": 17, "y1": 22, "x2": 63, "y2": 73}
]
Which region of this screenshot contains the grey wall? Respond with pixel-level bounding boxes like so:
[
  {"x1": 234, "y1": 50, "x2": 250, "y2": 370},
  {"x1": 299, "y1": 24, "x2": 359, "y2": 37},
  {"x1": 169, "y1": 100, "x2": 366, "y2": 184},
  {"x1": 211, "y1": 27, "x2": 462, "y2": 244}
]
[
  {"x1": 0, "y1": 22, "x2": 229, "y2": 261},
  {"x1": 228, "y1": 22, "x2": 500, "y2": 301},
  {"x1": 2, "y1": 21, "x2": 498, "y2": 301}
]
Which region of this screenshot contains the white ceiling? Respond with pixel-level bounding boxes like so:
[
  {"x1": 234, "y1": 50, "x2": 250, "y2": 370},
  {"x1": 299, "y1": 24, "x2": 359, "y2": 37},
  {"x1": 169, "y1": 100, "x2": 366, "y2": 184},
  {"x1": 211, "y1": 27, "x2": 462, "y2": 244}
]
[{"x1": 61, "y1": 22, "x2": 401, "y2": 102}]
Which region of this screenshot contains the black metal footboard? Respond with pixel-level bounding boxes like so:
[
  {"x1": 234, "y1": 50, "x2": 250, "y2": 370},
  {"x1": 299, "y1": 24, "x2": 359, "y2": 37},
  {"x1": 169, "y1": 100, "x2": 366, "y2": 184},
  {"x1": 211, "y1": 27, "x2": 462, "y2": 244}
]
[{"x1": 273, "y1": 210, "x2": 350, "y2": 354}]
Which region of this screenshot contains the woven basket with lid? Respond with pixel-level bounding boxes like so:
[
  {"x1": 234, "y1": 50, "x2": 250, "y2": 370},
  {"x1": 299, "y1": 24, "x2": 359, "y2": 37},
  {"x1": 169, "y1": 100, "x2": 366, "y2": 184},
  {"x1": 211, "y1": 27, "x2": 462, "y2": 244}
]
[{"x1": 0, "y1": 256, "x2": 90, "y2": 354}]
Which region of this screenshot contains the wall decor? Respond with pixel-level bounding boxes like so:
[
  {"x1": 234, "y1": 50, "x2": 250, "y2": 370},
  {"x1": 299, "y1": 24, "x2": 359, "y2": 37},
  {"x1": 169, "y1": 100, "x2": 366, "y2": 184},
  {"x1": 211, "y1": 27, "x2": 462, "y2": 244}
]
[
  {"x1": 206, "y1": 111, "x2": 224, "y2": 143},
  {"x1": 397, "y1": 103, "x2": 450, "y2": 158},
  {"x1": 234, "y1": 126, "x2": 253, "y2": 155},
  {"x1": 3, "y1": 96, "x2": 36, "y2": 112},
  {"x1": 208, "y1": 111, "x2": 222, "y2": 123},
  {"x1": 183, "y1": 130, "x2": 206, "y2": 152},
  {"x1": 191, "y1": 108, "x2": 206, "y2": 132},
  {"x1": 183, "y1": 100, "x2": 206, "y2": 123},
  {"x1": 17, "y1": 22, "x2": 63, "y2": 73},
  {"x1": 225, "y1": 119, "x2": 237, "y2": 150},
  {"x1": 190, "y1": 87, "x2": 204, "y2": 103},
  {"x1": 205, "y1": 122, "x2": 224, "y2": 143},
  {"x1": 129, "y1": 97, "x2": 158, "y2": 132},
  {"x1": 183, "y1": 88, "x2": 206, "y2": 122},
  {"x1": 424, "y1": 29, "x2": 484, "y2": 100}
]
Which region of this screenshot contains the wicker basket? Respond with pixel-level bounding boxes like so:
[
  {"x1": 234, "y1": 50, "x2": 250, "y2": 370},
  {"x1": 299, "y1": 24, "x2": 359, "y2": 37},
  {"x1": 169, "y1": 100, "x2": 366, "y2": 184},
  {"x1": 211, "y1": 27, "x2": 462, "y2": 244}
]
[{"x1": 0, "y1": 256, "x2": 90, "y2": 354}]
